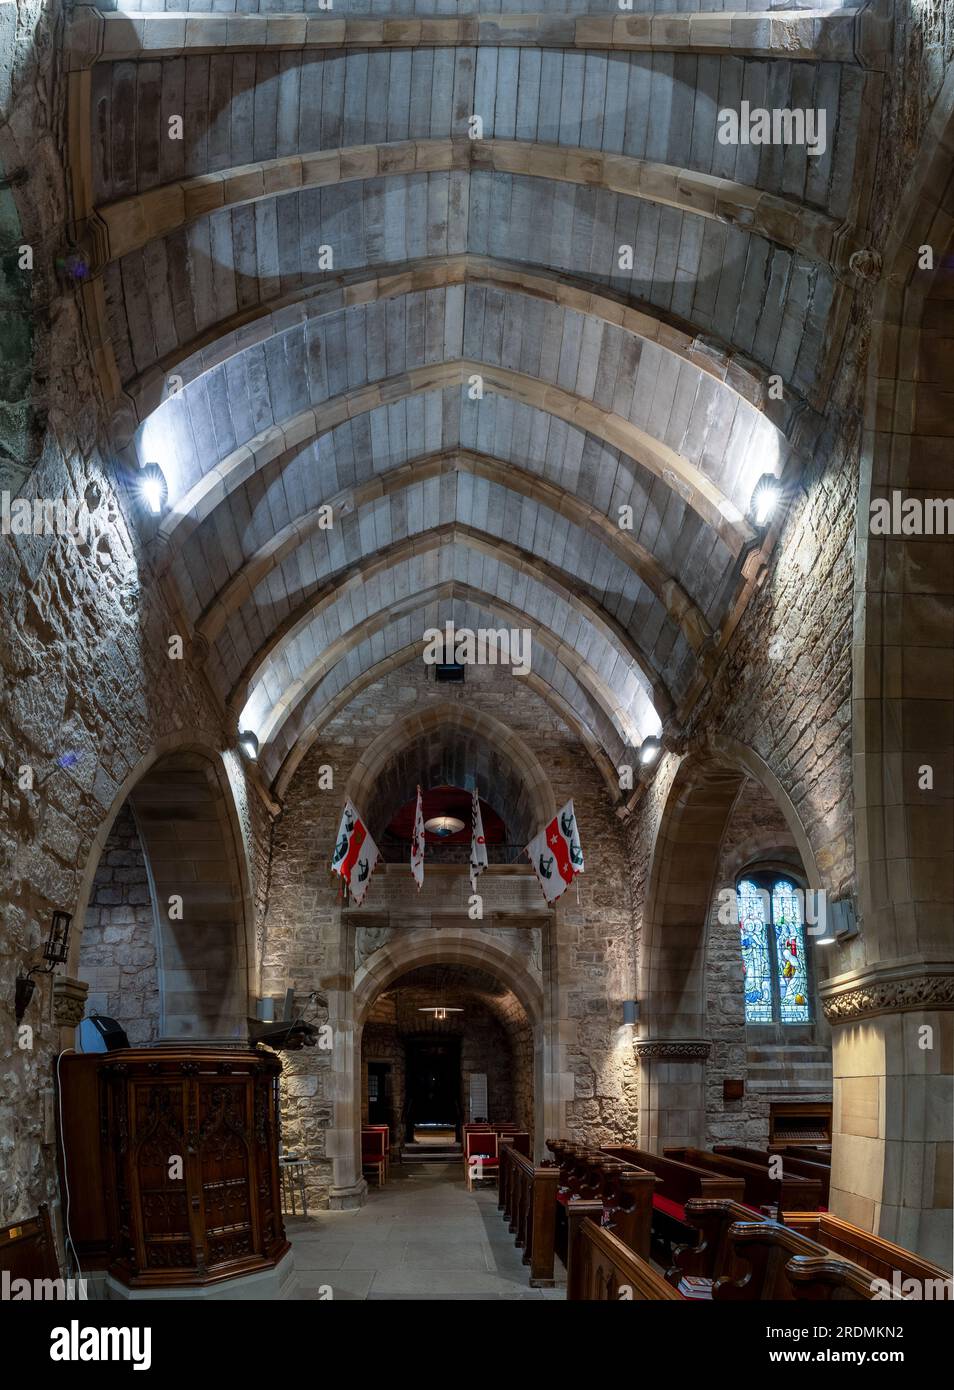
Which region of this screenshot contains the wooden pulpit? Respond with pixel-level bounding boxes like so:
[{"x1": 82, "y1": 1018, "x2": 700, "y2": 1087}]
[{"x1": 56, "y1": 1047, "x2": 289, "y2": 1291}]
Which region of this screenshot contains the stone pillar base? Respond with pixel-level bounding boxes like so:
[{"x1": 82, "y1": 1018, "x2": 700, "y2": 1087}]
[{"x1": 329, "y1": 1177, "x2": 368, "y2": 1209}]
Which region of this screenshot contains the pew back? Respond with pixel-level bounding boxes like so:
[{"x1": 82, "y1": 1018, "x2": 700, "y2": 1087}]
[
  {"x1": 783, "y1": 1212, "x2": 954, "y2": 1294},
  {"x1": 664, "y1": 1146, "x2": 822, "y2": 1210},
  {"x1": 568, "y1": 1216, "x2": 683, "y2": 1301},
  {"x1": 713, "y1": 1144, "x2": 831, "y2": 1204}
]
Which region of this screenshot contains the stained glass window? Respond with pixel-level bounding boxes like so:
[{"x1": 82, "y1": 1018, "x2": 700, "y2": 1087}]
[
  {"x1": 738, "y1": 879, "x2": 773, "y2": 1023},
  {"x1": 772, "y1": 879, "x2": 810, "y2": 1023},
  {"x1": 736, "y1": 874, "x2": 811, "y2": 1023}
]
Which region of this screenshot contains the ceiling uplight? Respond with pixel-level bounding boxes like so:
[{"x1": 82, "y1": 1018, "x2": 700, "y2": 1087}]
[
  {"x1": 139, "y1": 462, "x2": 167, "y2": 515},
  {"x1": 238, "y1": 729, "x2": 259, "y2": 761},
  {"x1": 418, "y1": 1006, "x2": 464, "y2": 1020},
  {"x1": 424, "y1": 815, "x2": 465, "y2": 836},
  {"x1": 639, "y1": 735, "x2": 661, "y2": 766},
  {"x1": 750, "y1": 474, "x2": 782, "y2": 527}
]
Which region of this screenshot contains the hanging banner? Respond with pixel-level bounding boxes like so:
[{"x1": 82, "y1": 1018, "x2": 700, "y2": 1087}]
[
  {"x1": 470, "y1": 787, "x2": 488, "y2": 895},
  {"x1": 525, "y1": 799, "x2": 584, "y2": 904},
  {"x1": 411, "y1": 784, "x2": 425, "y2": 890},
  {"x1": 330, "y1": 799, "x2": 380, "y2": 905}
]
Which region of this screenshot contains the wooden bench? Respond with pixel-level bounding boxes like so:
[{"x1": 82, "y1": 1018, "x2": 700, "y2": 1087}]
[
  {"x1": 664, "y1": 1146, "x2": 822, "y2": 1211},
  {"x1": 713, "y1": 1143, "x2": 831, "y2": 1205},
  {"x1": 601, "y1": 1144, "x2": 745, "y2": 1264},
  {"x1": 666, "y1": 1198, "x2": 766, "y2": 1294},
  {"x1": 543, "y1": 1140, "x2": 659, "y2": 1262},
  {"x1": 567, "y1": 1213, "x2": 683, "y2": 1301},
  {"x1": 783, "y1": 1212, "x2": 953, "y2": 1296},
  {"x1": 711, "y1": 1219, "x2": 907, "y2": 1301},
  {"x1": 498, "y1": 1144, "x2": 559, "y2": 1286}
]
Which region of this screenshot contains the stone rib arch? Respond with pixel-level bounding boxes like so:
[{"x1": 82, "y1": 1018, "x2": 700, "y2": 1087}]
[
  {"x1": 245, "y1": 578, "x2": 643, "y2": 771},
  {"x1": 344, "y1": 703, "x2": 558, "y2": 847},
  {"x1": 193, "y1": 449, "x2": 714, "y2": 683},
  {"x1": 154, "y1": 359, "x2": 755, "y2": 558},
  {"x1": 273, "y1": 640, "x2": 621, "y2": 805},
  {"x1": 94, "y1": 139, "x2": 858, "y2": 271},
  {"x1": 122, "y1": 256, "x2": 799, "y2": 431},
  {"x1": 223, "y1": 522, "x2": 676, "y2": 727}
]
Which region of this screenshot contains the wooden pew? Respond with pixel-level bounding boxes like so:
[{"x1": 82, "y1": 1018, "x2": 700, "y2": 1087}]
[
  {"x1": 665, "y1": 1198, "x2": 766, "y2": 1294},
  {"x1": 713, "y1": 1143, "x2": 831, "y2": 1205},
  {"x1": 783, "y1": 1212, "x2": 954, "y2": 1296},
  {"x1": 711, "y1": 1219, "x2": 900, "y2": 1301},
  {"x1": 0, "y1": 1205, "x2": 60, "y2": 1289},
  {"x1": 664, "y1": 1146, "x2": 822, "y2": 1211},
  {"x1": 545, "y1": 1143, "x2": 659, "y2": 1261},
  {"x1": 498, "y1": 1144, "x2": 559, "y2": 1286},
  {"x1": 567, "y1": 1214, "x2": 684, "y2": 1301},
  {"x1": 601, "y1": 1144, "x2": 745, "y2": 1263}
]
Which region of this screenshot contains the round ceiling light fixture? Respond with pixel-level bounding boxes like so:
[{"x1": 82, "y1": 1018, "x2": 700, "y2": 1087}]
[{"x1": 424, "y1": 815, "x2": 465, "y2": 837}]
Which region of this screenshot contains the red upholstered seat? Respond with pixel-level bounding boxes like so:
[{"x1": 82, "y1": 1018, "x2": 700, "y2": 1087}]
[{"x1": 652, "y1": 1193, "x2": 686, "y2": 1222}]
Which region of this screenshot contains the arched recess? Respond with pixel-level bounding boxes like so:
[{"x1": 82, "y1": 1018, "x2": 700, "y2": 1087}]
[
  {"x1": 323, "y1": 927, "x2": 554, "y2": 1202},
  {"x1": 637, "y1": 738, "x2": 821, "y2": 1150},
  {"x1": 832, "y1": 66, "x2": 954, "y2": 1262},
  {"x1": 275, "y1": 642, "x2": 620, "y2": 805},
  {"x1": 344, "y1": 703, "x2": 557, "y2": 849},
  {"x1": 70, "y1": 733, "x2": 256, "y2": 1043}
]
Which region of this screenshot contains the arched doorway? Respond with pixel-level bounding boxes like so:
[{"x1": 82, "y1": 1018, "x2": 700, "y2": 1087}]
[
  {"x1": 320, "y1": 927, "x2": 553, "y2": 1203},
  {"x1": 361, "y1": 964, "x2": 534, "y2": 1152},
  {"x1": 73, "y1": 744, "x2": 254, "y2": 1044}
]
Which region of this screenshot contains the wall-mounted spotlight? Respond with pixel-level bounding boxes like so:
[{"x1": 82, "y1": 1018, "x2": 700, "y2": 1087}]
[
  {"x1": 238, "y1": 729, "x2": 260, "y2": 761},
  {"x1": 15, "y1": 909, "x2": 73, "y2": 1022},
  {"x1": 623, "y1": 1000, "x2": 639, "y2": 1025},
  {"x1": 139, "y1": 462, "x2": 168, "y2": 515},
  {"x1": 639, "y1": 735, "x2": 661, "y2": 766},
  {"x1": 750, "y1": 474, "x2": 782, "y2": 528}
]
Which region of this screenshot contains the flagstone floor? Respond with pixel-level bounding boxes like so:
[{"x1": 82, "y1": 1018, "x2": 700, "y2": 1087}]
[{"x1": 287, "y1": 1162, "x2": 567, "y2": 1300}]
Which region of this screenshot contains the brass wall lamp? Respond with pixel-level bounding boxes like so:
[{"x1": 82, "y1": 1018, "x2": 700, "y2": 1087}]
[{"x1": 15, "y1": 910, "x2": 73, "y2": 1022}]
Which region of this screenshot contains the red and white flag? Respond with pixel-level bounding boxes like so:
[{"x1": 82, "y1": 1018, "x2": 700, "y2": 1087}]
[
  {"x1": 410, "y1": 785, "x2": 425, "y2": 890},
  {"x1": 330, "y1": 799, "x2": 380, "y2": 906},
  {"x1": 525, "y1": 800, "x2": 584, "y2": 904},
  {"x1": 470, "y1": 787, "x2": 488, "y2": 894}
]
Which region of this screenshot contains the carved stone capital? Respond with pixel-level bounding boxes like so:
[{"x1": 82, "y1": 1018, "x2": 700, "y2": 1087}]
[
  {"x1": 820, "y1": 961, "x2": 954, "y2": 1024},
  {"x1": 634, "y1": 1038, "x2": 711, "y2": 1061},
  {"x1": 52, "y1": 976, "x2": 89, "y2": 1028}
]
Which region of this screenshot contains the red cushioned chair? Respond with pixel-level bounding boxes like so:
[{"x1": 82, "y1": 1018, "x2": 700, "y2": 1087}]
[
  {"x1": 362, "y1": 1127, "x2": 387, "y2": 1186},
  {"x1": 464, "y1": 1129, "x2": 499, "y2": 1191},
  {"x1": 364, "y1": 1123, "x2": 391, "y2": 1179}
]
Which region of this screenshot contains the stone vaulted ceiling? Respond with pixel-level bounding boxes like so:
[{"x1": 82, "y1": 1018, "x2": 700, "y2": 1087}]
[{"x1": 64, "y1": 2, "x2": 883, "y2": 804}]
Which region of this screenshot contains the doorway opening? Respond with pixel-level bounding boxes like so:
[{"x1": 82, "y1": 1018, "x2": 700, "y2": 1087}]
[{"x1": 405, "y1": 1037, "x2": 462, "y2": 1143}]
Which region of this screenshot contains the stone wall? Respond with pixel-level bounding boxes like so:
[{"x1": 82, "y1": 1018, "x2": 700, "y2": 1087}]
[
  {"x1": 0, "y1": 3, "x2": 272, "y2": 1228},
  {"x1": 78, "y1": 804, "x2": 159, "y2": 1045},
  {"x1": 262, "y1": 660, "x2": 634, "y2": 1205}
]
